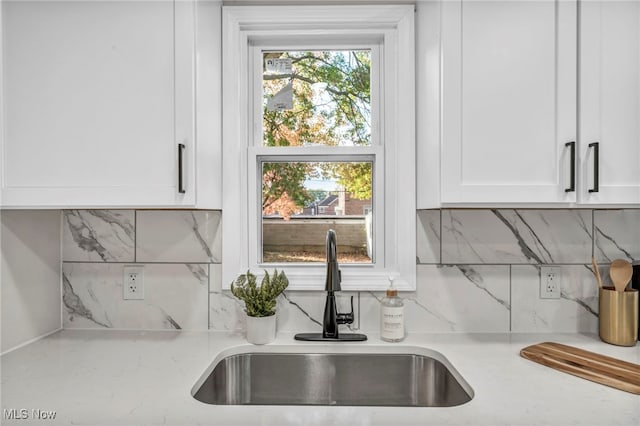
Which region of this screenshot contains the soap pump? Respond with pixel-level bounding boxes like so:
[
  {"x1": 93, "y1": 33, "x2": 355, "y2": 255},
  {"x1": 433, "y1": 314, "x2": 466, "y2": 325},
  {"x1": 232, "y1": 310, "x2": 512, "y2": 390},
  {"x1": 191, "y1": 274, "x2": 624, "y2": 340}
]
[{"x1": 380, "y1": 277, "x2": 405, "y2": 342}]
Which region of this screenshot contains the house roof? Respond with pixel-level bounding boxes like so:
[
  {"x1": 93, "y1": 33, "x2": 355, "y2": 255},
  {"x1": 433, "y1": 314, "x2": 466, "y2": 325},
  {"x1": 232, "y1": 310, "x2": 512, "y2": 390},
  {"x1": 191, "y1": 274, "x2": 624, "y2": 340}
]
[{"x1": 316, "y1": 194, "x2": 338, "y2": 207}]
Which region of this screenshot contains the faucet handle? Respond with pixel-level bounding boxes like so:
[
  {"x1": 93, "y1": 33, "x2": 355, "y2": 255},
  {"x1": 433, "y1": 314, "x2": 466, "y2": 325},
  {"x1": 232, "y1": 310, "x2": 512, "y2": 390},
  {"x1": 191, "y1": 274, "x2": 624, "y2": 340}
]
[{"x1": 336, "y1": 295, "x2": 354, "y2": 325}]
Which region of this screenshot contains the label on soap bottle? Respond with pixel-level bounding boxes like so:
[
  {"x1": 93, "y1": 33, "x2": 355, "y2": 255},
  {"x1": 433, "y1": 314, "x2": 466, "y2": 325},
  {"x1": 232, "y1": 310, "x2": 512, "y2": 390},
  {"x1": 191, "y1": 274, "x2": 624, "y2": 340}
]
[{"x1": 381, "y1": 306, "x2": 404, "y2": 340}]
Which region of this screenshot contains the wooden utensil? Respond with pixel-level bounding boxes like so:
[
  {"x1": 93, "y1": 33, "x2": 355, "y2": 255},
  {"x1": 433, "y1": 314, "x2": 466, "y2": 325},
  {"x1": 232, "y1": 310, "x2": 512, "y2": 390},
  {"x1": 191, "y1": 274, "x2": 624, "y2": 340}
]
[
  {"x1": 610, "y1": 259, "x2": 633, "y2": 292},
  {"x1": 591, "y1": 257, "x2": 603, "y2": 289},
  {"x1": 520, "y1": 342, "x2": 640, "y2": 395}
]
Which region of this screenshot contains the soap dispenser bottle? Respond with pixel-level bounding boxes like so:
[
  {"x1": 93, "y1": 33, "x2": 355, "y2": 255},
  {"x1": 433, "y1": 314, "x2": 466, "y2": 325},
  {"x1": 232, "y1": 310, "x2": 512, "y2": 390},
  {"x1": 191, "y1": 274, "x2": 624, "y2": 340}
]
[{"x1": 380, "y1": 278, "x2": 405, "y2": 342}]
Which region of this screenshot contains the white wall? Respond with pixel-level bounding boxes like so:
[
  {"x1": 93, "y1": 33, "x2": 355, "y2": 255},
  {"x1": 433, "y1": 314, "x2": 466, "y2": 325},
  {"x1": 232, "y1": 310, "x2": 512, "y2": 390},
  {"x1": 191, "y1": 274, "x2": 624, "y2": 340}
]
[{"x1": 1, "y1": 210, "x2": 61, "y2": 353}]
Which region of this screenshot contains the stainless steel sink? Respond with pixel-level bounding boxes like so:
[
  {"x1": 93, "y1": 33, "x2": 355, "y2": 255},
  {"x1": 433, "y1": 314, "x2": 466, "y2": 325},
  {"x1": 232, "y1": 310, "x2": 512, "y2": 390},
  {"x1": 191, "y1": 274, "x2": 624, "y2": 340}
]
[{"x1": 191, "y1": 346, "x2": 473, "y2": 407}]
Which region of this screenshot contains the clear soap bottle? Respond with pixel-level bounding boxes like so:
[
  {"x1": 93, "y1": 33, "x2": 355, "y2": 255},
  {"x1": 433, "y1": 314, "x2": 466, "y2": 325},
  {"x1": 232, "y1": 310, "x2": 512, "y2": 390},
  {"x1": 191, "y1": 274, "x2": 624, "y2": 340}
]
[{"x1": 380, "y1": 278, "x2": 405, "y2": 342}]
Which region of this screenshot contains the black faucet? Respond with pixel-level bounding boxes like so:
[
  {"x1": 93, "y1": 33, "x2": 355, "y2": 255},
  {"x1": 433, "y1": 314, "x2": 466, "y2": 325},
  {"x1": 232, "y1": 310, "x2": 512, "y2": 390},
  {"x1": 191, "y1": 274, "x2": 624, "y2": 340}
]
[
  {"x1": 322, "y1": 229, "x2": 352, "y2": 338},
  {"x1": 295, "y1": 230, "x2": 367, "y2": 342}
]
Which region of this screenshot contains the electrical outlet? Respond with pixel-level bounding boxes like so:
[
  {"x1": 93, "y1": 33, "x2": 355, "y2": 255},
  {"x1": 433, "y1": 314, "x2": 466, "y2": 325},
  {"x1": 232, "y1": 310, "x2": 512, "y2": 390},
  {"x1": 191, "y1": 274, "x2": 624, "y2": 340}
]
[
  {"x1": 540, "y1": 266, "x2": 561, "y2": 299},
  {"x1": 123, "y1": 266, "x2": 144, "y2": 300}
]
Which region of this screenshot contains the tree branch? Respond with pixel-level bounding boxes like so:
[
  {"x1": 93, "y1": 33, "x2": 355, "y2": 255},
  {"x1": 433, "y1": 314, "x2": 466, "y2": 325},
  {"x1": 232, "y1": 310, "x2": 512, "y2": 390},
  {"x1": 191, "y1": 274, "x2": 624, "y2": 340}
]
[{"x1": 263, "y1": 73, "x2": 369, "y2": 104}]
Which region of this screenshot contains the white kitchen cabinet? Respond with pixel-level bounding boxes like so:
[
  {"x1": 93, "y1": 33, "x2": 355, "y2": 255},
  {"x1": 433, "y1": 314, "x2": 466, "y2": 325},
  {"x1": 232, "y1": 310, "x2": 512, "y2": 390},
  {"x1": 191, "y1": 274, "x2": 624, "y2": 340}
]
[
  {"x1": 579, "y1": 0, "x2": 640, "y2": 205},
  {"x1": 0, "y1": 0, "x2": 220, "y2": 208},
  {"x1": 441, "y1": 0, "x2": 577, "y2": 204}
]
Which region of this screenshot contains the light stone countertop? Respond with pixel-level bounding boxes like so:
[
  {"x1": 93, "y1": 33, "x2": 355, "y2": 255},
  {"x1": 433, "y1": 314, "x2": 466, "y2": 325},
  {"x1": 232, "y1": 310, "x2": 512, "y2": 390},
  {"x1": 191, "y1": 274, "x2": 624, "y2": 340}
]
[{"x1": 1, "y1": 330, "x2": 638, "y2": 426}]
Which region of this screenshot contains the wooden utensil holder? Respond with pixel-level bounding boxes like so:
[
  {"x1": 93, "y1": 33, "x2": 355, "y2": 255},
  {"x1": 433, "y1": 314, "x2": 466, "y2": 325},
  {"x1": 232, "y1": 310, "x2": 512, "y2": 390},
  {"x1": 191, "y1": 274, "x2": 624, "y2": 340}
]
[{"x1": 599, "y1": 287, "x2": 638, "y2": 347}]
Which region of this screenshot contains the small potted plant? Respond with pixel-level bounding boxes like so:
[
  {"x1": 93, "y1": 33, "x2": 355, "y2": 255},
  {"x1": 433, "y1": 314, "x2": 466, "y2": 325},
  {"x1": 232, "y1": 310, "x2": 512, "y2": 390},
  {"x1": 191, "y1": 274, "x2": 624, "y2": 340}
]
[{"x1": 230, "y1": 269, "x2": 288, "y2": 344}]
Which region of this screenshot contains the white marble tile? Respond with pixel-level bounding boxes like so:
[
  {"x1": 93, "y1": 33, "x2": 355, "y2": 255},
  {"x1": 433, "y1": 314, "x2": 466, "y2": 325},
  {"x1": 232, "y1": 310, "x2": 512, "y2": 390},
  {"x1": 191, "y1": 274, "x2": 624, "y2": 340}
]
[
  {"x1": 208, "y1": 264, "x2": 244, "y2": 331},
  {"x1": 397, "y1": 265, "x2": 512, "y2": 332},
  {"x1": 594, "y1": 209, "x2": 640, "y2": 263},
  {"x1": 209, "y1": 292, "x2": 245, "y2": 331},
  {"x1": 511, "y1": 265, "x2": 599, "y2": 333},
  {"x1": 63, "y1": 210, "x2": 135, "y2": 262},
  {"x1": 357, "y1": 291, "x2": 384, "y2": 334},
  {"x1": 417, "y1": 210, "x2": 440, "y2": 263},
  {"x1": 136, "y1": 210, "x2": 221, "y2": 263},
  {"x1": 63, "y1": 263, "x2": 209, "y2": 330},
  {"x1": 212, "y1": 265, "x2": 358, "y2": 333},
  {"x1": 276, "y1": 291, "x2": 325, "y2": 332},
  {"x1": 442, "y1": 209, "x2": 592, "y2": 264},
  {"x1": 278, "y1": 291, "x2": 364, "y2": 333},
  {"x1": 361, "y1": 265, "x2": 512, "y2": 334},
  {"x1": 210, "y1": 280, "x2": 360, "y2": 334}
]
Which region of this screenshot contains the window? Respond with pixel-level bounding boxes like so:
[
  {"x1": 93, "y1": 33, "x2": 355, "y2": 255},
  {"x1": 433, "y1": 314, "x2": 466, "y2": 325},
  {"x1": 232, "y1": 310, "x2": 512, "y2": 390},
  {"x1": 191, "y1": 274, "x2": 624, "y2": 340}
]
[
  {"x1": 261, "y1": 50, "x2": 372, "y2": 148},
  {"x1": 261, "y1": 160, "x2": 374, "y2": 264},
  {"x1": 259, "y1": 48, "x2": 375, "y2": 265},
  {"x1": 222, "y1": 5, "x2": 415, "y2": 290}
]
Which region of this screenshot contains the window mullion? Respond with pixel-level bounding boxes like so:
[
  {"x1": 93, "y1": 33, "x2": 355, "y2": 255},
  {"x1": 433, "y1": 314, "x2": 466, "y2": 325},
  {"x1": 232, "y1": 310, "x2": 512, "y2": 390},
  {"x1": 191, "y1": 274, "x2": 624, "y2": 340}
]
[{"x1": 250, "y1": 146, "x2": 381, "y2": 159}]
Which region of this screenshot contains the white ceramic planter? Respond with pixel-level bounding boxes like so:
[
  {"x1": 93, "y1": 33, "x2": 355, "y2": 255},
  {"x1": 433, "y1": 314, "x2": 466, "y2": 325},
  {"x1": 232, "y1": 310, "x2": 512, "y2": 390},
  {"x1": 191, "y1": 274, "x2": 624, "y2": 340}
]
[{"x1": 245, "y1": 314, "x2": 276, "y2": 345}]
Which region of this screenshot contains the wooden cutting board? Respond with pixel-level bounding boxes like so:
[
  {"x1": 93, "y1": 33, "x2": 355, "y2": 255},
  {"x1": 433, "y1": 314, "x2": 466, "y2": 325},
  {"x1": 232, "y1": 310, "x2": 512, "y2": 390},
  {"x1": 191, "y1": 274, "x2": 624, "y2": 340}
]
[{"x1": 520, "y1": 342, "x2": 640, "y2": 394}]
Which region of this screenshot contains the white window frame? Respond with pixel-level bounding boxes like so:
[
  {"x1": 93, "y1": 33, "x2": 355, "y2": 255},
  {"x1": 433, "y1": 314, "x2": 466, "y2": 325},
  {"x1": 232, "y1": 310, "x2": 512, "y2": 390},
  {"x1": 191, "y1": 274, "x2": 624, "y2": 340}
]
[{"x1": 222, "y1": 5, "x2": 415, "y2": 291}]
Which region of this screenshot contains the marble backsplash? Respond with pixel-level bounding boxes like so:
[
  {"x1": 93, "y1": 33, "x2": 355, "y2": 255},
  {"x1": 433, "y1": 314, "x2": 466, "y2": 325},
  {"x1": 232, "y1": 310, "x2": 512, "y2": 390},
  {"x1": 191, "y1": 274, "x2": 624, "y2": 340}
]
[
  {"x1": 62, "y1": 210, "x2": 218, "y2": 330},
  {"x1": 61, "y1": 209, "x2": 640, "y2": 333}
]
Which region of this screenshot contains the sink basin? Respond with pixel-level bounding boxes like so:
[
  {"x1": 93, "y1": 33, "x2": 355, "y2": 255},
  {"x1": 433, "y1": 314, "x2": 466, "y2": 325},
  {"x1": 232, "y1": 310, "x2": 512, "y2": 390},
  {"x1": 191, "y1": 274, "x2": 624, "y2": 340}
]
[{"x1": 192, "y1": 346, "x2": 473, "y2": 407}]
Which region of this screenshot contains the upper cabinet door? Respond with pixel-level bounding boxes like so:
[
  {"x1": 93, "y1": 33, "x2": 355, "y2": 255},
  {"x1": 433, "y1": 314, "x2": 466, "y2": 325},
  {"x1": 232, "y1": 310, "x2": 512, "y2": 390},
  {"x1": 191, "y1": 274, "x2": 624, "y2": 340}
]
[
  {"x1": 441, "y1": 0, "x2": 577, "y2": 204},
  {"x1": 580, "y1": 1, "x2": 640, "y2": 205},
  {"x1": 1, "y1": 0, "x2": 196, "y2": 207}
]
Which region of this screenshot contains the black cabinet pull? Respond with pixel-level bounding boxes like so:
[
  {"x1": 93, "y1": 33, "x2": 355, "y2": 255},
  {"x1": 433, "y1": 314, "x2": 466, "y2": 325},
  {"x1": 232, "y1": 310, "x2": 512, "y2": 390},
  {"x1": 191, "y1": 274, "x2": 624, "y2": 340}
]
[
  {"x1": 588, "y1": 142, "x2": 599, "y2": 193},
  {"x1": 565, "y1": 141, "x2": 575, "y2": 193},
  {"x1": 178, "y1": 143, "x2": 186, "y2": 194}
]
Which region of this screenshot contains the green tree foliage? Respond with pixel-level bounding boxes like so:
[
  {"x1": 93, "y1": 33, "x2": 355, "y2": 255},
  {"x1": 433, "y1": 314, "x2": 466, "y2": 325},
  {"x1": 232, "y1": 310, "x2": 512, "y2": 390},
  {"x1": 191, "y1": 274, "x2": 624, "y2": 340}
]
[
  {"x1": 262, "y1": 50, "x2": 372, "y2": 217},
  {"x1": 307, "y1": 189, "x2": 329, "y2": 203},
  {"x1": 329, "y1": 162, "x2": 372, "y2": 200},
  {"x1": 262, "y1": 162, "x2": 315, "y2": 215}
]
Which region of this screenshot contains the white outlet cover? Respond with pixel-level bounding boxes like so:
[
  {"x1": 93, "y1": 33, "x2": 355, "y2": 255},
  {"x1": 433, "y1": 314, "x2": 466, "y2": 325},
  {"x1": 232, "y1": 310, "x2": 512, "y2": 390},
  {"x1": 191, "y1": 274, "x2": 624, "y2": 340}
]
[
  {"x1": 123, "y1": 266, "x2": 144, "y2": 300},
  {"x1": 540, "y1": 266, "x2": 561, "y2": 299}
]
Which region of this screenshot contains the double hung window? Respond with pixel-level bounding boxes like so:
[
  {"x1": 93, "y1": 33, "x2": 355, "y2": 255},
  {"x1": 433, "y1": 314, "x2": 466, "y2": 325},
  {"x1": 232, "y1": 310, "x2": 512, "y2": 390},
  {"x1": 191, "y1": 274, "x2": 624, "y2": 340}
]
[{"x1": 222, "y1": 5, "x2": 415, "y2": 290}]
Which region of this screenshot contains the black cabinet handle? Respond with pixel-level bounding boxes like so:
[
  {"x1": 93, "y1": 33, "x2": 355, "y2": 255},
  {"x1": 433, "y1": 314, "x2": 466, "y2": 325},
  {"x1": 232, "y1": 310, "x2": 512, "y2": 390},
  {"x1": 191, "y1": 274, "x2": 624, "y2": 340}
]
[
  {"x1": 588, "y1": 142, "x2": 599, "y2": 193},
  {"x1": 565, "y1": 141, "x2": 575, "y2": 193},
  {"x1": 178, "y1": 143, "x2": 186, "y2": 194}
]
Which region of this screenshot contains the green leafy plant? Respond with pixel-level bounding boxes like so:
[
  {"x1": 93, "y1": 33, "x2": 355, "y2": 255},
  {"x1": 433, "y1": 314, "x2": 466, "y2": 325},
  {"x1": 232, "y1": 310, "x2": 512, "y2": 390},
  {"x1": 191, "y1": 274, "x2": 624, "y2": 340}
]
[{"x1": 230, "y1": 270, "x2": 289, "y2": 317}]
